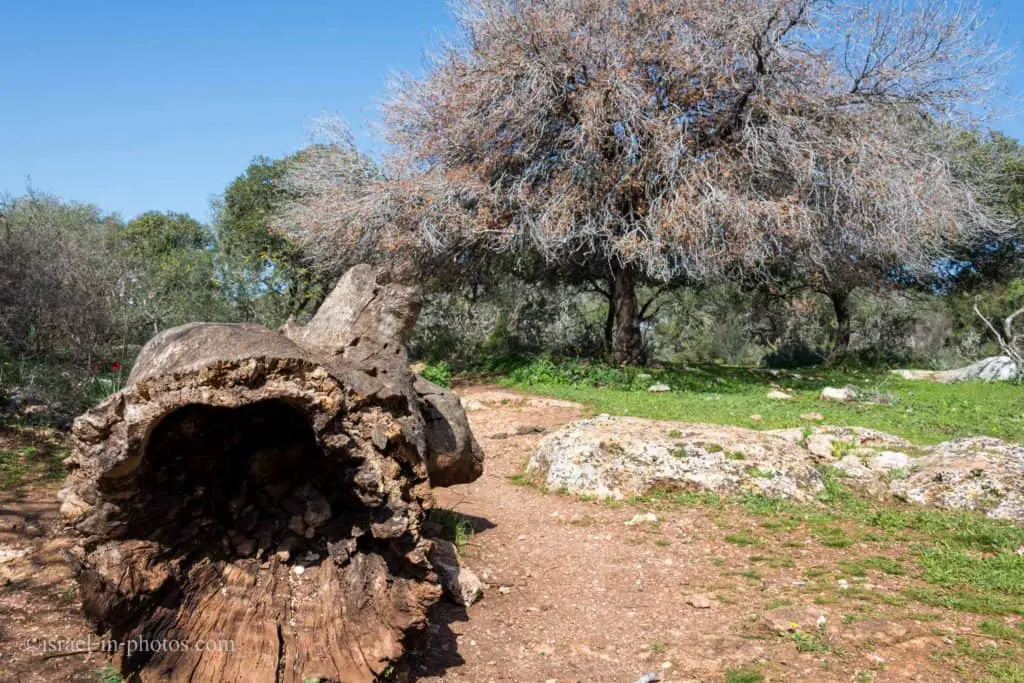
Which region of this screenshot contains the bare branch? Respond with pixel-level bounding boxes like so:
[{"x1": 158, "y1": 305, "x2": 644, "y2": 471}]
[
  {"x1": 974, "y1": 303, "x2": 1024, "y2": 378},
  {"x1": 276, "y1": 0, "x2": 1009, "y2": 300}
]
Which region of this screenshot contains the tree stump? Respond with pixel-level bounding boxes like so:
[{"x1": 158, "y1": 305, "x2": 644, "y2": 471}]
[{"x1": 58, "y1": 265, "x2": 482, "y2": 682}]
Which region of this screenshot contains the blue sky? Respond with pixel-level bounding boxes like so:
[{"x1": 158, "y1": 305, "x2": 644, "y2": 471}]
[{"x1": 1, "y1": 1, "x2": 1021, "y2": 222}]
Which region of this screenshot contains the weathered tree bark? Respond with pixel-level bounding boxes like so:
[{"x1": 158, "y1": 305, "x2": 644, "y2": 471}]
[
  {"x1": 59, "y1": 265, "x2": 482, "y2": 683},
  {"x1": 610, "y1": 265, "x2": 646, "y2": 365},
  {"x1": 829, "y1": 290, "x2": 852, "y2": 357},
  {"x1": 603, "y1": 275, "x2": 616, "y2": 354}
]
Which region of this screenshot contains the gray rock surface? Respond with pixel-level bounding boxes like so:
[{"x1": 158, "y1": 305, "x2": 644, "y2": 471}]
[
  {"x1": 820, "y1": 386, "x2": 857, "y2": 401},
  {"x1": 766, "y1": 389, "x2": 793, "y2": 400},
  {"x1": 869, "y1": 451, "x2": 911, "y2": 472},
  {"x1": 529, "y1": 416, "x2": 1024, "y2": 522},
  {"x1": 528, "y1": 416, "x2": 828, "y2": 502},
  {"x1": 889, "y1": 437, "x2": 1024, "y2": 522},
  {"x1": 894, "y1": 356, "x2": 1019, "y2": 383},
  {"x1": 430, "y1": 538, "x2": 484, "y2": 606}
]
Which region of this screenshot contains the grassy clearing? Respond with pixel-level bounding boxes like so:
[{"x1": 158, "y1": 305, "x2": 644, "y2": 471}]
[
  {"x1": 628, "y1": 481, "x2": 1024, "y2": 679},
  {"x1": 0, "y1": 427, "x2": 68, "y2": 491},
  {"x1": 633, "y1": 478, "x2": 1024, "y2": 677},
  {"x1": 499, "y1": 462, "x2": 1024, "y2": 678},
  {"x1": 497, "y1": 361, "x2": 1024, "y2": 680},
  {"x1": 513, "y1": 460, "x2": 1022, "y2": 626},
  {"x1": 501, "y1": 359, "x2": 1024, "y2": 444},
  {"x1": 625, "y1": 477, "x2": 1024, "y2": 619}
]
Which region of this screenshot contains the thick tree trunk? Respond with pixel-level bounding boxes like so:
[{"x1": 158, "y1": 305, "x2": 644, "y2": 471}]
[
  {"x1": 830, "y1": 290, "x2": 852, "y2": 356},
  {"x1": 610, "y1": 265, "x2": 646, "y2": 365},
  {"x1": 603, "y1": 276, "x2": 616, "y2": 353},
  {"x1": 59, "y1": 265, "x2": 483, "y2": 683}
]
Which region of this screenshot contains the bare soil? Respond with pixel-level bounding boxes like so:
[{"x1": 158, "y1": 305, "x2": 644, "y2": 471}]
[{"x1": 0, "y1": 387, "x2": 1014, "y2": 682}]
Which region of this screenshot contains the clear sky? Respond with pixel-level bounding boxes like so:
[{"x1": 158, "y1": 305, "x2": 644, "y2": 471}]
[{"x1": 1, "y1": 1, "x2": 1021, "y2": 222}]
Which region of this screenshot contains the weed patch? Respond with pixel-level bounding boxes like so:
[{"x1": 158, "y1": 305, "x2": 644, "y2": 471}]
[{"x1": 427, "y1": 508, "x2": 476, "y2": 550}]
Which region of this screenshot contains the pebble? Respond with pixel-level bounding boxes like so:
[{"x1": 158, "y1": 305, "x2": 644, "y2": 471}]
[
  {"x1": 767, "y1": 389, "x2": 794, "y2": 400},
  {"x1": 686, "y1": 594, "x2": 712, "y2": 609},
  {"x1": 625, "y1": 513, "x2": 659, "y2": 526}
]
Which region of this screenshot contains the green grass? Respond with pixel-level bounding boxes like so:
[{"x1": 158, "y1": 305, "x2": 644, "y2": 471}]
[
  {"x1": 791, "y1": 627, "x2": 831, "y2": 653},
  {"x1": 95, "y1": 664, "x2": 124, "y2": 683},
  {"x1": 506, "y1": 471, "x2": 535, "y2": 487},
  {"x1": 427, "y1": 508, "x2": 476, "y2": 550},
  {"x1": 628, "y1": 468, "x2": 1024, "y2": 620},
  {"x1": 919, "y1": 548, "x2": 1024, "y2": 595},
  {"x1": 0, "y1": 438, "x2": 67, "y2": 490},
  {"x1": 0, "y1": 447, "x2": 31, "y2": 489},
  {"x1": 633, "y1": 486, "x2": 723, "y2": 508},
  {"x1": 816, "y1": 526, "x2": 855, "y2": 548},
  {"x1": 724, "y1": 667, "x2": 764, "y2": 683},
  {"x1": 725, "y1": 530, "x2": 760, "y2": 546},
  {"x1": 984, "y1": 663, "x2": 1024, "y2": 682},
  {"x1": 420, "y1": 360, "x2": 452, "y2": 388},
  {"x1": 837, "y1": 556, "x2": 906, "y2": 577},
  {"x1": 503, "y1": 359, "x2": 1024, "y2": 631},
  {"x1": 502, "y1": 359, "x2": 1024, "y2": 444}
]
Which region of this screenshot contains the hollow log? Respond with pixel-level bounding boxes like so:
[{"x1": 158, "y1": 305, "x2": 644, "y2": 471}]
[{"x1": 58, "y1": 265, "x2": 482, "y2": 682}]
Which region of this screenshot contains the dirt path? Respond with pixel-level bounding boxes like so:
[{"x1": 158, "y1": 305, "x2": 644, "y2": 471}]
[
  {"x1": 414, "y1": 385, "x2": 994, "y2": 683},
  {"x1": 0, "y1": 482, "x2": 96, "y2": 682},
  {"x1": 0, "y1": 387, "x2": 1008, "y2": 682}
]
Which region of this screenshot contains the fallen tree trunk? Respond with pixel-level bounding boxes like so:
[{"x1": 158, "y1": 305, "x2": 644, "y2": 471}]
[{"x1": 58, "y1": 265, "x2": 482, "y2": 682}]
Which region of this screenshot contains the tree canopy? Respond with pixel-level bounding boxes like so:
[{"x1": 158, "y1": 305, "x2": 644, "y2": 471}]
[
  {"x1": 0, "y1": 192, "x2": 119, "y2": 356},
  {"x1": 278, "y1": 0, "x2": 1005, "y2": 363},
  {"x1": 214, "y1": 154, "x2": 329, "y2": 327},
  {"x1": 111, "y1": 211, "x2": 233, "y2": 339}
]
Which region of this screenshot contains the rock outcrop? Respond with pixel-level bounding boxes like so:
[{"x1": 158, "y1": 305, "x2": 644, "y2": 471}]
[
  {"x1": 889, "y1": 437, "x2": 1024, "y2": 523},
  {"x1": 528, "y1": 416, "x2": 1024, "y2": 523},
  {"x1": 528, "y1": 416, "x2": 831, "y2": 503},
  {"x1": 894, "y1": 356, "x2": 1019, "y2": 383}
]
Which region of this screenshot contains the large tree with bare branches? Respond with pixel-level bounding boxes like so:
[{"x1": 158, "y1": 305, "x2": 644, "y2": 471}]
[{"x1": 279, "y1": 0, "x2": 1005, "y2": 364}]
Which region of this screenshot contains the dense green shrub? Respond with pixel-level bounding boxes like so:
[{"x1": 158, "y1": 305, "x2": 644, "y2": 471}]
[{"x1": 420, "y1": 361, "x2": 452, "y2": 388}]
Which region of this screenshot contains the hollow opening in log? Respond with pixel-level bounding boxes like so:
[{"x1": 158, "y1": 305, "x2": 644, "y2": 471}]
[{"x1": 116, "y1": 399, "x2": 364, "y2": 566}]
